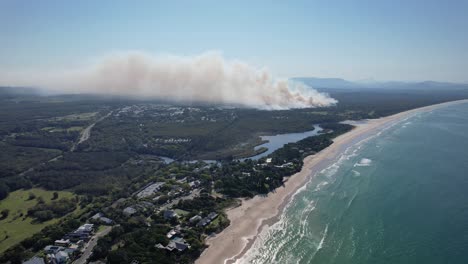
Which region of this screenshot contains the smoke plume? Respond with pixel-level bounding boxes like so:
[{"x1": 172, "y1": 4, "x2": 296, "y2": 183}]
[{"x1": 1, "y1": 52, "x2": 337, "y2": 109}]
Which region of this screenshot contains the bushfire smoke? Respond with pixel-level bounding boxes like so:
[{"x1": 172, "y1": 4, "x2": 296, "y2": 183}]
[{"x1": 2, "y1": 52, "x2": 337, "y2": 109}]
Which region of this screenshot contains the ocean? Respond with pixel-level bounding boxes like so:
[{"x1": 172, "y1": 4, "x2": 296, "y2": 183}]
[{"x1": 238, "y1": 102, "x2": 468, "y2": 264}]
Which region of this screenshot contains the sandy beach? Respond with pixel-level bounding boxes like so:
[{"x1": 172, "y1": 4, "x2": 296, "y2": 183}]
[{"x1": 196, "y1": 99, "x2": 468, "y2": 264}]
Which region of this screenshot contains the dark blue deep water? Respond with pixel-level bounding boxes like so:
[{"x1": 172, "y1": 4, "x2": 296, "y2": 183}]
[{"x1": 240, "y1": 102, "x2": 468, "y2": 264}]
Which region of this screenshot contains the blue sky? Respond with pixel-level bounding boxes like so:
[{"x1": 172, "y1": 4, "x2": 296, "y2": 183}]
[{"x1": 1, "y1": 0, "x2": 467, "y2": 82}]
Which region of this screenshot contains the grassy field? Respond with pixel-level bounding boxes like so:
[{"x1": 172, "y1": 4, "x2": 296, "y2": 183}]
[
  {"x1": 0, "y1": 188, "x2": 77, "y2": 253},
  {"x1": 52, "y1": 111, "x2": 98, "y2": 121},
  {"x1": 41, "y1": 126, "x2": 84, "y2": 132}
]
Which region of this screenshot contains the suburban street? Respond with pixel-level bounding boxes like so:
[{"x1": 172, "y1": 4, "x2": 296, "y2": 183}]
[
  {"x1": 159, "y1": 189, "x2": 201, "y2": 211},
  {"x1": 72, "y1": 226, "x2": 113, "y2": 264}
]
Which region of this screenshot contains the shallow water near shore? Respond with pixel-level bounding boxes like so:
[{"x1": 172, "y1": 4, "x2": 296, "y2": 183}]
[{"x1": 238, "y1": 102, "x2": 468, "y2": 264}]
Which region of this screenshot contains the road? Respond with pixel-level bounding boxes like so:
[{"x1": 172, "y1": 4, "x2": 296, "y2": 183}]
[
  {"x1": 71, "y1": 111, "x2": 112, "y2": 151},
  {"x1": 73, "y1": 226, "x2": 113, "y2": 264}
]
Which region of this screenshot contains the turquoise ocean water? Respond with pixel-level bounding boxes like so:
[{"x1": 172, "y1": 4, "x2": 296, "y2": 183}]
[{"x1": 239, "y1": 102, "x2": 468, "y2": 264}]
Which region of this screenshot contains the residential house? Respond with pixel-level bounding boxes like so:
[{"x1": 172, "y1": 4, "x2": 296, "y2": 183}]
[
  {"x1": 163, "y1": 210, "x2": 178, "y2": 220},
  {"x1": 189, "y1": 215, "x2": 202, "y2": 224},
  {"x1": 54, "y1": 239, "x2": 70, "y2": 247},
  {"x1": 156, "y1": 237, "x2": 190, "y2": 252},
  {"x1": 44, "y1": 245, "x2": 64, "y2": 254},
  {"x1": 123, "y1": 206, "x2": 137, "y2": 216},
  {"x1": 23, "y1": 257, "x2": 45, "y2": 264},
  {"x1": 197, "y1": 212, "x2": 219, "y2": 227},
  {"x1": 55, "y1": 251, "x2": 69, "y2": 264}
]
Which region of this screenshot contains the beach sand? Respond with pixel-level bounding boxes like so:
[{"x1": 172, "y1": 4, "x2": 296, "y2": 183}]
[{"x1": 196, "y1": 99, "x2": 468, "y2": 264}]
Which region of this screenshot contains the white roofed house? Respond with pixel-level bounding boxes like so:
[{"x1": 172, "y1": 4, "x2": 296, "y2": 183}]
[
  {"x1": 78, "y1": 223, "x2": 94, "y2": 232},
  {"x1": 123, "y1": 206, "x2": 137, "y2": 216}
]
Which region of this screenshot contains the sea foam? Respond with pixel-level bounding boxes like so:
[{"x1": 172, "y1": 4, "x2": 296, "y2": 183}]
[{"x1": 354, "y1": 158, "x2": 372, "y2": 167}]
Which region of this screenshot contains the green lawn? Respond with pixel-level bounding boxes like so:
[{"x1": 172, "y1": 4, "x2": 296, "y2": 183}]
[
  {"x1": 96, "y1": 224, "x2": 111, "y2": 233},
  {"x1": 174, "y1": 209, "x2": 190, "y2": 216},
  {"x1": 208, "y1": 216, "x2": 221, "y2": 227},
  {"x1": 0, "y1": 188, "x2": 77, "y2": 253}
]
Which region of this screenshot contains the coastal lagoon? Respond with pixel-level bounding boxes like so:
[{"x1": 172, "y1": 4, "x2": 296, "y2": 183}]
[
  {"x1": 248, "y1": 125, "x2": 324, "y2": 160},
  {"x1": 238, "y1": 102, "x2": 468, "y2": 264}
]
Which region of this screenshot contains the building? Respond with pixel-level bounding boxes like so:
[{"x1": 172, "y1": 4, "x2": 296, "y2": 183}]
[
  {"x1": 123, "y1": 206, "x2": 137, "y2": 216},
  {"x1": 99, "y1": 216, "x2": 114, "y2": 225},
  {"x1": 196, "y1": 218, "x2": 211, "y2": 227},
  {"x1": 188, "y1": 180, "x2": 200, "y2": 188},
  {"x1": 156, "y1": 237, "x2": 190, "y2": 252},
  {"x1": 166, "y1": 240, "x2": 189, "y2": 252},
  {"x1": 197, "y1": 212, "x2": 219, "y2": 227},
  {"x1": 163, "y1": 210, "x2": 178, "y2": 219},
  {"x1": 55, "y1": 251, "x2": 69, "y2": 264},
  {"x1": 54, "y1": 239, "x2": 70, "y2": 247},
  {"x1": 44, "y1": 245, "x2": 64, "y2": 254},
  {"x1": 166, "y1": 229, "x2": 180, "y2": 239},
  {"x1": 189, "y1": 215, "x2": 202, "y2": 224},
  {"x1": 91, "y1": 212, "x2": 104, "y2": 220},
  {"x1": 23, "y1": 256, "x2": 45, "y2": 264},
  {"x1": 91, "y1": 212, "x2": 114, "y2": 225},
  {"x1": 64, "y1": 224, "x2": 94, "y2": 242},
  {"x1": 207, "y1": 212, "x2": 218, "y2": 221},
  {"x1": 136, "y1": 182, "x2": 165, "y2": 199},
  {"x1": 80, "y1": 224, "x2": 94, "y2": 232}
]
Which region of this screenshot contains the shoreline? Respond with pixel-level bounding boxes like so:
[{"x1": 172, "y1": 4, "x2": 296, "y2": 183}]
[{"x1": 196, "y1": 99, "x2": 468, "y2": 264}]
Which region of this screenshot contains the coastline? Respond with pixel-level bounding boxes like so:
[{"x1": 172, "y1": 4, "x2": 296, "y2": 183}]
[{"x1": 196, "y1": 99, "x2": 468, "y2": 264}]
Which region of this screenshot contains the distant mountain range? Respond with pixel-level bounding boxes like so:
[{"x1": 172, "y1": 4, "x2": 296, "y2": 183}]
[{"x1": 294, "y1": 77, "x2": 468, "y2": 90}]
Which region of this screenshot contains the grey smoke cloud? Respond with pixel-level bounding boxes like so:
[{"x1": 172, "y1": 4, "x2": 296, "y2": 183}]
[{"x1": 1, "y1": 52, "x2": 337, "y2": 109}]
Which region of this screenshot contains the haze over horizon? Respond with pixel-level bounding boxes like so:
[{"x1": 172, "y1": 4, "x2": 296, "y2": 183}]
[
  {"x1": 1, "y1": 0, "x2": 468, "y2": 109},
  {"x1": 2, "y1": 0, "x2": 468, "y2": 83}
]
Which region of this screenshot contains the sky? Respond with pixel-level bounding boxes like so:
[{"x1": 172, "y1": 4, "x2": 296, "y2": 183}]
[{"x1": 1, "y1": 0, "x2": 467, "y2": 83}]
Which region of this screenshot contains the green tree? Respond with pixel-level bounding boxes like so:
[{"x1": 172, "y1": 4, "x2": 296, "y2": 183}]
[
  {"x1": 0, "y1": 182, "x2": 9, "y2": 200},
  {"x1": 27, "y1": 192, "x2": 36, "y2": 200},
  {"x1": 0, "y1": 209, "x2": 10, "y2": 219}
]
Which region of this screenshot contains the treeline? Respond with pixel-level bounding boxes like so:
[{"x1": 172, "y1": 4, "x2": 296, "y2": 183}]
[
  {"x1": 8, "y1": 130, "x2": 78, "y2": 151},
  {"x1": 27, "y1": 152, "x2": 142, "y2": 195},
  {"x1": 27, "y1": 197, "x2": 78, "y2": 222}
]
